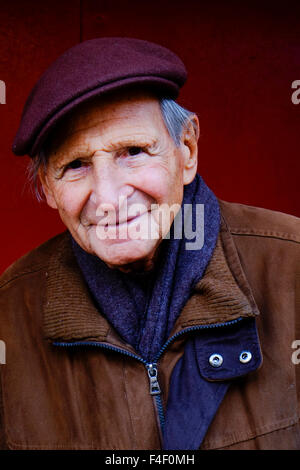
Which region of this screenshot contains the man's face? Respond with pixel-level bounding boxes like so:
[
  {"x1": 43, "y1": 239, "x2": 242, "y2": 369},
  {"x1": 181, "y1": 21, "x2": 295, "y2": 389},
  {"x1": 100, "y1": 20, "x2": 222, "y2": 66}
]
[{"x1": 40, "y1": 91, "x2": 198, "y2": 271}]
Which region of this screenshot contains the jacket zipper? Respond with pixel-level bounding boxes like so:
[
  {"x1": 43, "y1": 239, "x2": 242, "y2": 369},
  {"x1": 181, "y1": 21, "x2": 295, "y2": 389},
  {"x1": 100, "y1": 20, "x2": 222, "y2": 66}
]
[
  {"x1": 149, "y1": 316, "x2": 243, "y2": 435},
  {"x1": 53, "y1": 317, "x2": 243, "y2": 440}
]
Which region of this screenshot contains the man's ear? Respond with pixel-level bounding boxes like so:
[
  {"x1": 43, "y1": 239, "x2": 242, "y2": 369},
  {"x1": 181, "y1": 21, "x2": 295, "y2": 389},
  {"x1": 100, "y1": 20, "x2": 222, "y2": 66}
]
[
  {"x1": 180, "y1": 114, "x2": 200, "y2": 185},
  {"x1": 38, "y1": 166, "x2": 58, "y2": 209}
]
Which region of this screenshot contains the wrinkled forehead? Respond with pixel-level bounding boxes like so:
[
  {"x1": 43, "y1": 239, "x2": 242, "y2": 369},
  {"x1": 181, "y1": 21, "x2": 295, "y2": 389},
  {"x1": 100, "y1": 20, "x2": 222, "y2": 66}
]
[{"x1": 45, "y1": 88, "x2": 165, "y2": 155}]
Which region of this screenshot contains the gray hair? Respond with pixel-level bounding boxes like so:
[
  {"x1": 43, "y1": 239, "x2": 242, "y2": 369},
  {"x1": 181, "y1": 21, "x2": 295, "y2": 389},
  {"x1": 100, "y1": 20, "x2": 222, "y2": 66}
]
[
  {"x1": 160, "y1": 98, "x2": 196, "y2": 146},
  {"x1": 28, "y1": 98, "x2": 196, "y2": 201}
]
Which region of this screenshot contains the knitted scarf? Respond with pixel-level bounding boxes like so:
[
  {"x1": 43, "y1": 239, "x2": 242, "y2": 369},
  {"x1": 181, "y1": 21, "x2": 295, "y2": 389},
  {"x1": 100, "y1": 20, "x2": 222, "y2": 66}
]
[{"x1": 71, "y1": 174, "x2": 220, "y2": 363}]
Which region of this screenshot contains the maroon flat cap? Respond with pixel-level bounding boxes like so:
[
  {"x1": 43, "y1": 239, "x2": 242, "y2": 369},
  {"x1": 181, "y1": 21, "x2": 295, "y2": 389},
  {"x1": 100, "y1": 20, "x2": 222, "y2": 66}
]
[{"x1": 12, "y1": 37, "x2": 187, "y2": 157}]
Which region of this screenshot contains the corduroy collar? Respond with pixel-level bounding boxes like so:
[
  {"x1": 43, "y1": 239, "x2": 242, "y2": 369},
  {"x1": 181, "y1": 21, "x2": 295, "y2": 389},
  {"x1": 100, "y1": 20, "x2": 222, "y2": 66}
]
[{"x1": 43, "y1": 212, "x2": 259, "y2": 349}]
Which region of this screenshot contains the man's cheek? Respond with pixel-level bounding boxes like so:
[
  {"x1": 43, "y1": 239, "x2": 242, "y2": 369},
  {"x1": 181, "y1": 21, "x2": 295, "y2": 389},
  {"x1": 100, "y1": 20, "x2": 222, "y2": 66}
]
[
  {"x1": 60, "y1": 187, "x2": 86, "y2": 215},
  {"x1": 56, "y1": 196, "x2": 80, "y2": 223},
  {"x1": 134, "y1": 169, "x2": 169, "y2": 201}
]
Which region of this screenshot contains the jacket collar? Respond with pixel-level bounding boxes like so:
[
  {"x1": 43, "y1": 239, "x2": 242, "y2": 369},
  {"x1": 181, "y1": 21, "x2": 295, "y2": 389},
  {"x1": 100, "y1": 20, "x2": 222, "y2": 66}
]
[{"x1": 43, "y1": 212, "x2": 260, "y2": 349}]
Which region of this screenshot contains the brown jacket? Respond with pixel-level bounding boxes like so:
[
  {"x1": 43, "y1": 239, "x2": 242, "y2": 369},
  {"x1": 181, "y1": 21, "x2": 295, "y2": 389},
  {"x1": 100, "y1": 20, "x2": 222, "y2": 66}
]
[{"x1": 0, "y1": 200, "x2": 299, "y2": 450}]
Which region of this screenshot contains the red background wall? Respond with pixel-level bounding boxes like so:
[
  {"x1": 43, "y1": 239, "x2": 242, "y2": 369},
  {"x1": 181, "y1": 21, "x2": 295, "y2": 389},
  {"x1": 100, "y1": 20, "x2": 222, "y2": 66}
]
[{"x1": 0, "y1": 0, "x2": 299, "y2": 273}]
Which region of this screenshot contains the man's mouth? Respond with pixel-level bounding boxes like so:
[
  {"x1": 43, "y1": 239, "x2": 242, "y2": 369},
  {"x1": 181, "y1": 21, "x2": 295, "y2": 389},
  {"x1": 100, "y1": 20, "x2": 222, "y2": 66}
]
[
  {"x1": 98, "y1": 210, "x2": 150, "y2": 228},
  {"x1": 114, "y1": 214, "x2": 140, "y2": 227}
]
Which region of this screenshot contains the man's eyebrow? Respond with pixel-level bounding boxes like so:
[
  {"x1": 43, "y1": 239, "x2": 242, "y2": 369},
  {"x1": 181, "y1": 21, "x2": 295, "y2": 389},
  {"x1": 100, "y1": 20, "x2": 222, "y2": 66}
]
[
  {"x1": 57, "y1": 146, "x2": 94, "y2": 162},
  {"x1": 102, "y1": 136, "x2": 157, "y2": 151}
]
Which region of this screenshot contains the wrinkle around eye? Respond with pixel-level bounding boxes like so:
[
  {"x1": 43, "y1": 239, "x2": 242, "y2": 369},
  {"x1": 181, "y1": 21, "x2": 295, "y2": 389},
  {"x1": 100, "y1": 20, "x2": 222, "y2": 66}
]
[{"x1": 56, "y1": 159, "x2": 91, "y2": 181}]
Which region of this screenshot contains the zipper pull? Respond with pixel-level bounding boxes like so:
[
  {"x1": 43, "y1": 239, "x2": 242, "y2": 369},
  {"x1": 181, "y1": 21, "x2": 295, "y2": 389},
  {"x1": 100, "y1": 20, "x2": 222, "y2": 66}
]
[{"x1": 146, "y1": 363, "x2": 161, "y2": 395}]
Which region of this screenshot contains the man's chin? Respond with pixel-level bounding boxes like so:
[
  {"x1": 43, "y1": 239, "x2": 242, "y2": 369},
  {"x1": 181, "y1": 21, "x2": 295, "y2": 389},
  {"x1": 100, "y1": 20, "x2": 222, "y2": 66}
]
[{"x1": 90, "y1": 238, "x2": 159, "y2": 272}]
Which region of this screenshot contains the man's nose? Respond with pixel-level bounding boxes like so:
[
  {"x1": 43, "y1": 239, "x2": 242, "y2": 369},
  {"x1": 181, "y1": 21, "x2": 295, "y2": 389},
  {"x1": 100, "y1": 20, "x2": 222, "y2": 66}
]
[{"x1": 89, "y1": 159, "x2": 133, "y2": 210}]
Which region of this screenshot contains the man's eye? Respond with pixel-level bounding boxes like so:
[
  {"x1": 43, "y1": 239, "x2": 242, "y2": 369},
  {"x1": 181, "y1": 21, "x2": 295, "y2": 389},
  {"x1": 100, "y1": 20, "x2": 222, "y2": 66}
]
[
  {"x1": 65, "y1": 159, "x2": 83, "y2": 170},
  {"x1": 128, "y1": 146, "x2": 143, "y2": 156}
]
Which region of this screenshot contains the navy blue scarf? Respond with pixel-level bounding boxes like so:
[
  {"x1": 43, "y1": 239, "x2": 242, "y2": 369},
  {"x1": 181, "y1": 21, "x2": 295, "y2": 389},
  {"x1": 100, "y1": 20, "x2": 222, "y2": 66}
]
[{"x1": 71, "y1": 174, "x2": 220, "y2": 363}]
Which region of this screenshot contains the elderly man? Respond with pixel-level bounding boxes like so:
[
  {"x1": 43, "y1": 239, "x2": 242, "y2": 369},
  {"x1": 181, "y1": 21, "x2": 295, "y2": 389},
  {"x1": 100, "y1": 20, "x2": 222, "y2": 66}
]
[{"x1": 0, "y1": 38, "x2": 299, "y2": 450}]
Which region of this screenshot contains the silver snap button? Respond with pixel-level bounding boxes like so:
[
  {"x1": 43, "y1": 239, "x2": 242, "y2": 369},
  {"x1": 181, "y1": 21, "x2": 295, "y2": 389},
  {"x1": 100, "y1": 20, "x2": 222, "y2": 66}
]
[
  {"x1": 239, "y1": 351, "x2": 252, "y2": 364},
  {"x1": 209, "y1": 353, "x2": 223, "y2": 368}
]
